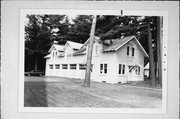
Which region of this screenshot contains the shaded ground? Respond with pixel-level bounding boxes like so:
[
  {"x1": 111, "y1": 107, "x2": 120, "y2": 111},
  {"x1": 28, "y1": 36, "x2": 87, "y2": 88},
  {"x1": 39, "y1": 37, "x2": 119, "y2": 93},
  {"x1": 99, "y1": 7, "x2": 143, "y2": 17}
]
[
  {"x1": 126, "y1": 78, "x2": 162, "y2": 90},
  {"x1": 24, "y1": 76, "x2": 162, "y2": 108}
]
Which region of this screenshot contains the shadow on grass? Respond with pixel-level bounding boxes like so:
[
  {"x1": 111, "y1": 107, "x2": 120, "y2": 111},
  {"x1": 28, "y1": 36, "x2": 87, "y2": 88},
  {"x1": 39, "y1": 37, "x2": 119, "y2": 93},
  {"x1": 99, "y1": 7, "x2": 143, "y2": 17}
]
[{"x1": 24, "y1": 82, "x2": 48, "y2": 107}]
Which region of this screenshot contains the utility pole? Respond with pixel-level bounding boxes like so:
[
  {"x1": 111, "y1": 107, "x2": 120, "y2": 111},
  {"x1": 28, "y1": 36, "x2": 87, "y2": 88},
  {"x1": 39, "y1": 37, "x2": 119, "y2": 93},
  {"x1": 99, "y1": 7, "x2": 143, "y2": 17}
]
[{"x1": 83, "y1": 15, "x2": 97, "y2": 87}]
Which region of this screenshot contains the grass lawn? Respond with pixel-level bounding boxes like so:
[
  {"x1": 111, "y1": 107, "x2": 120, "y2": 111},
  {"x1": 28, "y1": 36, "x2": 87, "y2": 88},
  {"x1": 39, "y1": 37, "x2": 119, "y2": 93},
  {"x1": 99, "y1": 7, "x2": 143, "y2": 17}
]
[
  {"x1": 126, "y1": 78, "x2": 162, "y2": 90},
  {"x1": 24, "y1": 76, "x2": 162, "y2": 108}
]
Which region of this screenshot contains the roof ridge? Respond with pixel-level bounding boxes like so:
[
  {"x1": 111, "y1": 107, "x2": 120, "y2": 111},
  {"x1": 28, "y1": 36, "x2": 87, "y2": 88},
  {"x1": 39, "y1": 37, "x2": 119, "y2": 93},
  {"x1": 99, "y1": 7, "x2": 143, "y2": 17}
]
[{"x1": 67, "y1": 40, "x2": 83, "y2": 45}]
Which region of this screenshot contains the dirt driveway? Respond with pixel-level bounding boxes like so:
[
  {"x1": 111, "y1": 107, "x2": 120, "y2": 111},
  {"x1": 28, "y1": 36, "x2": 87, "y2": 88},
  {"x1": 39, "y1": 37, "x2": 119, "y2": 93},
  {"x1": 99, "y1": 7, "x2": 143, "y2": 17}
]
[{"x1": 24, "y1": 76, "x2": 162, "y2": 108}]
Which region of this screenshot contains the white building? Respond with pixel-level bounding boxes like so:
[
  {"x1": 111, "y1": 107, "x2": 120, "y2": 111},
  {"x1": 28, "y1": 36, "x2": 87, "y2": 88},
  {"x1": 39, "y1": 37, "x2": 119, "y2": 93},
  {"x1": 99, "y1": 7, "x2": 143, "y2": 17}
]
[
  {"x1": 144, "y1": 63, "x2": 149, "y2": 78},
  {"x1": 44, "y1": 35, "x2": 148, "y2": 83}
]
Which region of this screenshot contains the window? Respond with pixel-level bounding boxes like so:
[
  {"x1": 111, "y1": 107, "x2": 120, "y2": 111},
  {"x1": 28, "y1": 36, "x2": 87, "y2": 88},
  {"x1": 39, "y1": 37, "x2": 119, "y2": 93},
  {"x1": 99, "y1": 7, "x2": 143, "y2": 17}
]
[
  {"x1": 138, "y1": 66, "x2": 140, "y2": 75},
  {"x1": 95, "y1": 45, "x2": 100, "y2": 56},
  {"x1": 67, "y1": 53, "x2": 72, "y2": 58},
  {"x1": 55, "y1": 52, "x2": 58, "y2": 58},
  {"x1": 136, "y1": 66, "x2": 140, "y2": 75},
  {"x1": 100, "y1": 63, "x2": 107, "y2": 74},
  {"x1": 49, "y1": 64, "x2": 53, "y2": 69},
  {"x1": 52, "y1": 51, "x2": 58, "y2": 59},
  {"x1": 132, "y1": 47, "x2": 135, "y2": 57},
  {"x1": 62, "y1": 64, "x2": 68, "y2": 69},
  {"x1": 104, "y1": 64, "x2": 107, "y2": 74},
  {"x1": 100, "y1": 64, "x2": 103, "y2": 74},
  {"x1": 119, "y1": 64, "x2": 125, "y2": 75},
  {"x1": 55, "y1": 64, "x2": 60, "y2": 69},
  {"x1": 79, "y1": 64, "x2": 86, "y2": 70},
  {"x1": 70, "y1": 64, "x2": 77, "y2": 70},
  {"x1": 127, "y1": 46, "x2": 130, "y2": 56},
  {"x1": 135, "y1": 66, "x2": 140, "y2": 75},
  {"x1": 52, "y1": 52, "x2": 54, "y2": 58}
]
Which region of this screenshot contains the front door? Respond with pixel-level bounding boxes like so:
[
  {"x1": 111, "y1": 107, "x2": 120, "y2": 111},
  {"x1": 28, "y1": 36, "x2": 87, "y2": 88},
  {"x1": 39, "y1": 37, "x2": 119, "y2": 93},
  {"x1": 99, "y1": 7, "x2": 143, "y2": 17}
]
[{"x1": 128, "y1": 66, "x2": 136, "y2": 81}]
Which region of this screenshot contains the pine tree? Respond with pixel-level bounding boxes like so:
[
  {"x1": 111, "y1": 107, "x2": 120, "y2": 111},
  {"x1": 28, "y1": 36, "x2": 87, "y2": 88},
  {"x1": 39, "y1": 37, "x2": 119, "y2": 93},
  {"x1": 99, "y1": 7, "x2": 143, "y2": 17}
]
[
  {"x1": 147, "y1": 17, "x2": 156, "y2": 87},
  {"x1": 25, "y1": 15, "x2": 67, "y2": 71}
]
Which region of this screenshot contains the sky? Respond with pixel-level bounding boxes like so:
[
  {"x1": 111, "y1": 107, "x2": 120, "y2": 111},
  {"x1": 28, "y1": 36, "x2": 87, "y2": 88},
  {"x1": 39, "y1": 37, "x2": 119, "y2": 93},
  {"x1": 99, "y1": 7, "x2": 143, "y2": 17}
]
[{"x1": 24, "y1": 14, "x2": 78, "y2": 25}]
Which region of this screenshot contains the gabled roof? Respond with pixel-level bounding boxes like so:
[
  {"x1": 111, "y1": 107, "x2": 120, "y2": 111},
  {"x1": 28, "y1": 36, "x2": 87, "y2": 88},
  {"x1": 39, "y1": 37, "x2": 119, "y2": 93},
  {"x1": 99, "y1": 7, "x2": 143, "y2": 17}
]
[
  {"x1": 144, "y1": 63, "x2": 149, "y2": 69},
  {"x1": 44, "y1": 52, "x2": 65, "y2": 59},
  {"x1": 44, "y1": 54, "x2": 51, "y2": 59},
  {"x1": 73, "y1": 47, "x2": 86, "y2": 56},
  {"x1": 48, "y1": 44, "x2": 64, "y2": 52},
  {"x1": 58, "y1": 53, "x2": 65, "y2": 58},
  {"x1": 82, "y1": 36, "x2": 101, "y2": 48},
  {"x1": 103, "y1": 36, "x2": 149, "y2": 57},
  {"x1": 66, "y1": 41, "x2": 83, "y2": 50}
]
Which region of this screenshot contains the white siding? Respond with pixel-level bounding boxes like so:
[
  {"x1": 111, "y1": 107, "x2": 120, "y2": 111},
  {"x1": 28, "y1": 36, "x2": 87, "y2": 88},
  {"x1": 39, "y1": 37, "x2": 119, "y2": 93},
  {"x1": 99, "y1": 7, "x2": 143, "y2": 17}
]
[
  {"x1": 91, "y1": 52, "x2": 118, "y2": 83},
  {"x1": 115, "y1": 41, "x2": 144, "y2": 83},
  {"x1": 45, "y1": 39, "x2": 145, "y2": 83}
]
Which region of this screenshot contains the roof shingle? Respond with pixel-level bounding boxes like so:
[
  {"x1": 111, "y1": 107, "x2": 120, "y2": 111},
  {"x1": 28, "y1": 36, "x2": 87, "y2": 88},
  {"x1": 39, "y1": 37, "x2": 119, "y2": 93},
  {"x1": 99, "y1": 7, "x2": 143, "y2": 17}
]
[
  {"x1": 67, "y1": 41, "x2": 83, "y2": 50},
  {"x1": 103, "y1": 36, "x2": 135, "y2": 52}
]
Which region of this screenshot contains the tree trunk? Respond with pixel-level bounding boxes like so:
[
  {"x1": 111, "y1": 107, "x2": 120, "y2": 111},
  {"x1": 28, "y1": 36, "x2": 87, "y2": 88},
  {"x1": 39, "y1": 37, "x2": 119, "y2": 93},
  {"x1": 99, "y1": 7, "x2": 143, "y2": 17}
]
[
  {"x1": 157, "y1": 16, "x2": 162, "y2": 87},
  {"x1": 149, "y1": 62, "x2": 151, "y2": 79},
  {"x1": 83, "y1": 15, "x2": 97, "y2": 87},
  {"x1": 34, "y1": 53, "x2": 38, "y2": 70},
  {"x1": 147, "y1": 19, "x2": 156, "y2": 87},
  {"x1": 155, "y1": 61, "x2": 157, "y2": 81},
  {"x1": 28, "y1": 58, "x2": 31, "y2": 71}
]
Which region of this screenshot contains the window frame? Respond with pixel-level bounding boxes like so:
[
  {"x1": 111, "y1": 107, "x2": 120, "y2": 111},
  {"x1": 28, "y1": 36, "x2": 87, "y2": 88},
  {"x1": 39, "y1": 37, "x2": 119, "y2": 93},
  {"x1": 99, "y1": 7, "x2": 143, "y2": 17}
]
[
  {"x1": 138, "y1": 66, "x2": 140, "y2": 75},
  {"x1": 118, "y1": 64, "x2": 126, "y2": 75},
  {"x1": 62, "y1": 64, "x2": 68, "y2": 69},
  {"x1": 95, "y1": 45, "x2": 100, "y2": 56},
  {"x1": 100, "y1": 63, "x2": 108, "y2": 75},
  {"x1": 136, "y1": 66, "x2": 140, "y2": 75},
  {"x1": 70, "y1": 64, "x2": 77, "y2": 70},
  {"x1": 49, "y1": 64, "x2": 53, "y2": 69},
  {"x1": 127, "y1": 45, "x2": 130, "y2": 56},
  {"x1": 66, "y1": 53, "x2": 72, "y2": 58},
  {"x1": 55, "y1": 64, "x2": 60, "y2": 69},
  {"x1": 52, "y1": 52, "x2": 54, "y2": 58},
  {"x1": 55, "y1": 52, "x2": 58, "y2": 58},
  {"x1": 79, "y1": 64, "x2": 86, "y2": 70},
  {"x1": 132, "y1": 47, "x2": 135, "y2": 57}
]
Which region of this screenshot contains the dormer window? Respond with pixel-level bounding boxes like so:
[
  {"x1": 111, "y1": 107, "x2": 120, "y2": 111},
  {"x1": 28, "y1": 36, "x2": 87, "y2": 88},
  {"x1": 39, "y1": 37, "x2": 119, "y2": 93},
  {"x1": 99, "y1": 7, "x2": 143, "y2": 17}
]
[
  {"x1": 95, "y1": 45, "x2": 100, "y2": 56},
  {"x1": 66, "y1": 53, "x2": 72, "y2": 58},
  {"x1": 52, "y1": 51, "x2": 58, "y2": 59},
  {"x1": 55, "y1": 52, "x2": 58, "y2": 58},
  {"x1": 52, "y1": 52, "x2": 54, "y2": 58}
]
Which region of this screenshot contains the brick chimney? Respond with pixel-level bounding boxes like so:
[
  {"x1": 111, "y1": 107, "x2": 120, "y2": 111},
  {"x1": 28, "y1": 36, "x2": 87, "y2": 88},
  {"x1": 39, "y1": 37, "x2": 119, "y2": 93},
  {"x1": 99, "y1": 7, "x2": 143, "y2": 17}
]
[{"x1": 121, "y1": 33, "x2": 125, "y2": 38}]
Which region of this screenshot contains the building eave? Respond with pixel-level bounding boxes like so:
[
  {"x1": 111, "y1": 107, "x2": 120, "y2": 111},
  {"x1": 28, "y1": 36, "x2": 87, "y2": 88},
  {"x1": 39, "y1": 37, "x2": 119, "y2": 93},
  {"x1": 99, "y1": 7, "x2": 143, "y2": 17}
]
[{"x1": 114, "y1": 36, "x2": 135, "y2": 51}]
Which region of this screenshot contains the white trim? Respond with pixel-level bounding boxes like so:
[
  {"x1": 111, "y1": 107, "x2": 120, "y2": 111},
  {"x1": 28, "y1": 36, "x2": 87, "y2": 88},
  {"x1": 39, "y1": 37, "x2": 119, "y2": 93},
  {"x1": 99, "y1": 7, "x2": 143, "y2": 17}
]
[
  {"x1": 126, "y1": 45, "x2": 130, "y2": 57},
  {"x1": 115, "y1": 36, "x2": 149, "y2": 58},
  {"x1": 55, "y1": 64, "x2": 60, "y2": 69},
  {"x1": 99, "y1": 63, "x2": 108, "y2": 75},
  {"x1": 132, "y1": 46, "x2": 135, "y2": 57},
  {"x1": 133, "y1": 37, "x2": 149, "y2": 57},
  {"x1": 118, "y1": 63, "x2": 126, "y2": 76},
  {"x1": 115, "y1": 36, "x2": 135, "y2": 51}
]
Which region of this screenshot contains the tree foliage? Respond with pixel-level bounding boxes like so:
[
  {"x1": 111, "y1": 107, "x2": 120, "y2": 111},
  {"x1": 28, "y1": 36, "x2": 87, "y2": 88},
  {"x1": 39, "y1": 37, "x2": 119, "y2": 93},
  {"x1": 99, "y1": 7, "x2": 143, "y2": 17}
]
[{"x1": 68, "y1": 15, "x2": 92, "y2": 43}]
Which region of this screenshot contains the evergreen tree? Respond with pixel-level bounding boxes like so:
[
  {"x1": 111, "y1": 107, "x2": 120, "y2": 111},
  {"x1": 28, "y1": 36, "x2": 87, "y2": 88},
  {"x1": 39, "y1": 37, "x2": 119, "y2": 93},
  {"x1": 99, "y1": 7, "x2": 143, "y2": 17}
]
[
  {"x1": 68, "y1": 15, "x2": 92, "y2": 43},
  {"x1": 25, "y1": 15, "x2": 67, "y2": 71}
]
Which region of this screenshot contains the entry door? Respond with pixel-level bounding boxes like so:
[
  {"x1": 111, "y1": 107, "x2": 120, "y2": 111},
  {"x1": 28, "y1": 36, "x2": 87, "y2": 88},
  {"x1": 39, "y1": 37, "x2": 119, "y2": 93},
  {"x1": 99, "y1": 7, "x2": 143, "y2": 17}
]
[{"x1": 128, "y1": 66, "x2": 135, "y2": 81}]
